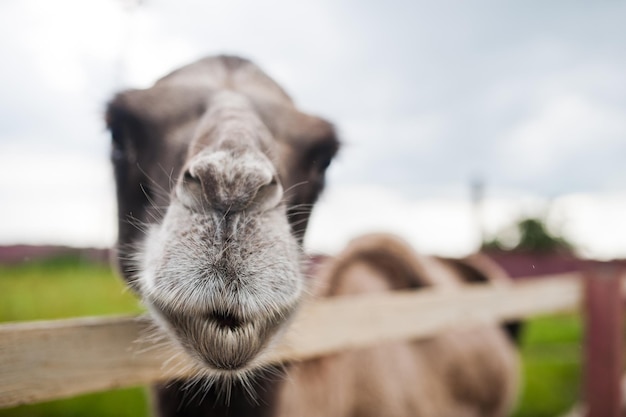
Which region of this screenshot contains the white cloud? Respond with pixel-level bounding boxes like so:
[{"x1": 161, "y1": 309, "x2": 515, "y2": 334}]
[
  {"x1": 342, "y1": 114, "x2": 445, "y2": 150},
  {"x1": 307, "y1": 185, "x2": 624, "y2": 260},
  {"x1": 1, "y1": 0, "x2": 126, "y2": 93},
  {"x1": 0, "y1": 147, "x2": 111, "y2": 191},
  {"x1": 305, "y1": 185, "x2": 478, "y2": 257},
  {"x1": 119, "y1": 0, "x2": 349, "y2": 95},
  {"x1": 0, "y1": 147, "x2": 117, "y2": 248},
  {"x1": 498, "y1": 95, "x2": 626, "y2": 178},
  {"x1": 552, "y1": 193, "x2": 626, "y2": 260}
]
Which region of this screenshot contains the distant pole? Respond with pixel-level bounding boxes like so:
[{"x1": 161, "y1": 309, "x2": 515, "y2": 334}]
[
  {"x1": 471, "y1": 178, "x2": 485, "y2": 250},
  {"x1": 584, "y1": 264, "x2": 623, "y2": 417}
]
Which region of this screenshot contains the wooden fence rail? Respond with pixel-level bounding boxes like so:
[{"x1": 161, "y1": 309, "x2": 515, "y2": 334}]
[{"x1": 0, "y1": 271, "x2": 622, "y2": 410}]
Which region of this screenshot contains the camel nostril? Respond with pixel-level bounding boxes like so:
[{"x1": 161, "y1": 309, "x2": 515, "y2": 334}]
[
  {"x1": 183, "y1": 169, "x2": 200, "y2": 184},
  {"x1": 251, "y1": 175, "x2": 283, "y2": 211},
  {"x1": 177, "y1": 168, "x2": 206, "y2": 208},
  {"x1": 207, "y1": 310, "x2": 243, "y2": 330}
]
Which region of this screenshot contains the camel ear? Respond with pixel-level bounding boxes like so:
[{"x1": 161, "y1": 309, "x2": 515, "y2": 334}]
[{"x1": 105, "y1": 90, "x2": 148, "y2": 165}]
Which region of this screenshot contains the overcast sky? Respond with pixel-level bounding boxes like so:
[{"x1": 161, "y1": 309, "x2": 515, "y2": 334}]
[{"x1": 0, "y1": 0, "x2": 625, "y2": 258}]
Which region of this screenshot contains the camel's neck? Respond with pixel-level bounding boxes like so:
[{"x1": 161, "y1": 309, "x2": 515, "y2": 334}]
[{"x1": 153, "y1": 368, "x2": 284, "y2": 417}]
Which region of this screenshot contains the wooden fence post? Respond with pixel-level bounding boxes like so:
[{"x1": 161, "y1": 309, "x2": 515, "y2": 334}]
[{"x1": 584, "y1": 265, "x2": 623, "y2": 417}]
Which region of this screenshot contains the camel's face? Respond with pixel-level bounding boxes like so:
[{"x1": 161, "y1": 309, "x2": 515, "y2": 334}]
[{"x1": 107, "y1": 57, "x2": 338, "y2": 375}]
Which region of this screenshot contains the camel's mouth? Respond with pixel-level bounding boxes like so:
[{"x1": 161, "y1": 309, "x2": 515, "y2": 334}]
[
  {"x1": 206, "y1": 309, "x2": 245, "y2": 330},
  {"x1": 138, "y1": 199, "x2": 304, "y2": 374},
  {"x1": 149, "y1": 299, "x2": 297, "y2": 373}
]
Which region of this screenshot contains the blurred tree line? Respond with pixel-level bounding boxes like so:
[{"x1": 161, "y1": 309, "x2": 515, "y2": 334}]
[{"x1": 482, "y1": 217, "x2": 574, "y2": 254}]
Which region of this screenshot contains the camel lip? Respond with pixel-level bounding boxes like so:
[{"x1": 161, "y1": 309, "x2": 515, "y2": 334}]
[
  {"x1": 201, "y1": 354, "x2": 254, "y2": 372},
  {"x1": 149, "y1": 303, "x2": 251, "y2": 330},
  {"x1": 205, "y1": 309, "x2": 245, "y2": 330},
  {"x1": 145, "y1": 292, "x2": 302, "y2": 373}
]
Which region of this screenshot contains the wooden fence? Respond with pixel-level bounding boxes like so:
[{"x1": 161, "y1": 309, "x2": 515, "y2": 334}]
[{"x1": 1, "y1": 268, "x2": 624, "y2": 416}]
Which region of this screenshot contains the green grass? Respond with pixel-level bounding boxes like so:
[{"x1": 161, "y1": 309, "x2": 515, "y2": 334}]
[
  {"x1": 0, "y1": 388, "x2": 149, "y2": 417},
  {"x1": 513, "y1": 313, "x2": 583, "y2": 417},
  {"x1": 0, "y1": 257, "x2": 144, "y2": 322},
  {"x1": 0, "y1": 258, "x2": 585, "y2": 416},
  {"x1": 0, "y1": 257, "x2": 149, "y2": 417}
]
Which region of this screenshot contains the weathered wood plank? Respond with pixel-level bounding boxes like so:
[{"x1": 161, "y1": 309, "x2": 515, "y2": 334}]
[
  {"x1": 0, "y1": 316, "x2": 191, "y2": 408},
  {"x1": 584, "y1": 267, "x2": 624, "y2": 417},
  {"x1": 0, "y1": 273, "x2": 584, "y2": 408},
  {"x1": 267, "y1": 272, "x2": 584, "y2": 362}
]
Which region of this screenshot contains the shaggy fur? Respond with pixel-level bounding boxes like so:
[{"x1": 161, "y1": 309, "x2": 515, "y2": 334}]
[
  {"x1": 107, "y1": 55, "x2": 518, "y2": 417},
  {"x1": 279, "y1": 234, "x2": 519, "y2": 417}
]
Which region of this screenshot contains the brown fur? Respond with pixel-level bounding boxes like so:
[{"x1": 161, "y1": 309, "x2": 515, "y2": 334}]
[
  {"x1": 278, "y1": 234, "x2": 519, "y2": 417},
  {"x1": 107, "y1": 56, "x2": 518, "y2": 417}
]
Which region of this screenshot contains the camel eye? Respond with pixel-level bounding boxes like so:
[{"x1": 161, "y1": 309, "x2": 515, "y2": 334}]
[
  {"x1": 306, "y1": 134, "x2": 338, "y2": 173},
  {"x1": 318, "y1": 156, "x2": 332, "y2": 170},
  {"x1": 310, "y1": 153, "x2": 333, "y2": 173},
  {"x1": 306, "y1": 148, "x2": 334, "y2": 173}
]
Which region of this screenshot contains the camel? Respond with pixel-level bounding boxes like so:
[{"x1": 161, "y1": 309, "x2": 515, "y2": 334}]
[{"x1": 106, "y1": 55, "x2": 519, "y2": 417}]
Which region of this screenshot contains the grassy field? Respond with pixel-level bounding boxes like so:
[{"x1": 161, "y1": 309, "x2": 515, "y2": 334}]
[
  {"x1": 513, "y1": 313, "x2": 582, "y2": 417},
  {"x1": 0, "y1": 258, "x2": 149, "y2": 417},
  {"x1": 0, "y1": 258, "x2": 582, "y2": 417}
]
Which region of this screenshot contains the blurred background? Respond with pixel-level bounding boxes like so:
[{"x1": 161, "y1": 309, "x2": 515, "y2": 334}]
[
  {"x1": 1, "y1": 1, "x2": 625, "y2": 416},
  {"x1": 0, "y1": 0, "x2": 625, "y2": 259}
]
